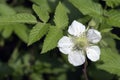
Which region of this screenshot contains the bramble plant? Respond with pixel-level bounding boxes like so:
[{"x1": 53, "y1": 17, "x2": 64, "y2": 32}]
[
  {"x1": 58, "y1": 20, "x2": 102, "y2": 66},
  {"x1": 0, "y1": 0, "x2": 120, "y2": 80}
]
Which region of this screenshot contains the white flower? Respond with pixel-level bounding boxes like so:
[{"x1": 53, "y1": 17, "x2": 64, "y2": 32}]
[{"x1": 57, "y1": 20, "x2": 102, "y2": 66}]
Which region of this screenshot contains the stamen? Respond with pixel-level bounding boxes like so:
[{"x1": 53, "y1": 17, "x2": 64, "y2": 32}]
[{"x1": 72, "y1": 33, "x2": 89, "y2": 51}]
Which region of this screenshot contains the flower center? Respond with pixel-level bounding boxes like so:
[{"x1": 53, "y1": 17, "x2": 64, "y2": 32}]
[{"x1": 72, "y1": 33, "x2": 88, "y2": 51}]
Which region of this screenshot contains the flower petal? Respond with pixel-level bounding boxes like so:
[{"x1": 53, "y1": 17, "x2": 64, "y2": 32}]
[
  {"x1": 68, "y1": 51, "x2": 85, "y2": 66},
  {"x1": 68, "y1": 20, "x2": 85, "y2": 37},
  {"x1": 58, "y1": 36, "x2": 74, "y2": 54},
  {"x1": 86, "y1": 46, "x2": 100, "y2": 62},
  {"x1": 87, "y1": 29, "x2": 102, "y2": 43}
]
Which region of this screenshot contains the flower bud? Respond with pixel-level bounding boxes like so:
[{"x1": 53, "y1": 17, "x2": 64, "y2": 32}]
[{"x1": 88, "y1": 19, "x2": 96, "y2": 27}]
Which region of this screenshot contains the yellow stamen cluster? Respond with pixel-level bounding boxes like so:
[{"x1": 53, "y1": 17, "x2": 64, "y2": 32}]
[{"x1": 72, "y1": 33, "x2": 88, "y2": 51}]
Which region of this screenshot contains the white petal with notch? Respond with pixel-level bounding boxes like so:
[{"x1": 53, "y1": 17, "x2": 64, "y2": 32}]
[
  {"x1": 87, "y1": 29, "x2": 101, "y2": 43},
  {"x1": 68, "y1": 51, "x2": 85, "y2": 66},
  {"x1": 86, "y1": 46, "x2": 100, "y2": 62},
  {"x1": 68, "y1": 20, "x2": 85, "y2": 37},
  {"x1": 58, "y1": 36, "x2": 74, "y2": 54}
]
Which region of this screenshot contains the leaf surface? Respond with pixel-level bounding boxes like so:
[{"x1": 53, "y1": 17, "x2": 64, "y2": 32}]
[
  {"x1": 28, "y1": 23, "x2": 49, "y2": 45},
  {"x1": 41, "y1": 27, "x2": 63, "y2": 53}
]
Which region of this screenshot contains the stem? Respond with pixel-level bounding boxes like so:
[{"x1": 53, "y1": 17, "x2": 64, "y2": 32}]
[
  {"x1": 82, "y1": 60, "x2": 88, "y2": 80},
  {"x1": 86, "y1": 26, "x2": 90, "y2": 31}
]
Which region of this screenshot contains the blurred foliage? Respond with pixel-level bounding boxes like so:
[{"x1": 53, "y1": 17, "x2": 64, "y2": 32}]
[{"x1": 0, "y1": 0, "x2": 120, "y2": 80}]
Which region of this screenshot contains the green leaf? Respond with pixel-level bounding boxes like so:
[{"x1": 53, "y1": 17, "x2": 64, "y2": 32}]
[
  {"x1": 31, "y1": 0, "x2": 58, "y2": 12},
  {"x1": 54, "y1": 2, "x2": 68, "y2": 29},
  {"x1": 9, "y1": 47, "x2": 19, "y2": 64},
  {"x1": 78, "y1": 16, "x2": 91, "y2": 24},
  {"x1": 97, "y1": 48, "x2": 120, "y2": 76},
  {"x1": 100, "y1": 28, "x2": 113, "y2": 33},
  {"x1": 14, "y1": 6, "x2": 32, "y2": 13},
  {"x1": 0, "y1": 13, "x2": 37, "y2": 23},
  {"x1": 109, "y1": 33, "x2": 120, "y2": 40},
  {"x1": 0, "y1": 0, "x2": 6, "y2": 3},
  {"x1": 2, "y1": 26, "x2": 13, "y2": 38},
  {"x1": 100, "y1": 35, "x2": 116, "y2": 48},
  {"x1": 0, "y1": 25, "x2": 3, "y2": 32},
  {"x1": 41, "y1": 27, "x2": 63, "y2": 53},
  {"x1": 30, "y1": 73, "x2": 43, "y2": 80},
  {"x1": 88, "y1": 65, "x2": 114, "y2": 80},
  {"x1": 106, "y1": 10, "x2": 120, "y2": 27},
  {"x1": 31, "y1": 0, "x2": 51, "y2": 12},
  {"x1": 33, "y1": 4, "x2": 49, "y2": 23},
  {"x1": 0, "y1": 38, "x2": 4, "y2": 46},
  {"x1": 69, "y1": 0, "x2": 103, "y2": 18},
  {"x1": 99, "y1": 18, "x2": 112, "y2": 30},
  {"x1": 0, "y1": 4, "x2": 16, "y2": 15},
  {"x1": 104, "y1": 0, "x2": 120, "y2": 8},
  {"x1": 14, "y1": 24, "x2": 29, "y2": 43},
  {"x1": 28, "y1": 23, "x2": 49, "y2": 46}
]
